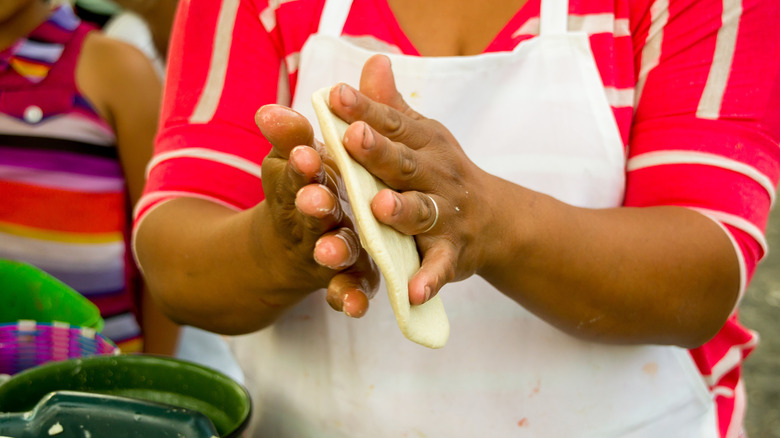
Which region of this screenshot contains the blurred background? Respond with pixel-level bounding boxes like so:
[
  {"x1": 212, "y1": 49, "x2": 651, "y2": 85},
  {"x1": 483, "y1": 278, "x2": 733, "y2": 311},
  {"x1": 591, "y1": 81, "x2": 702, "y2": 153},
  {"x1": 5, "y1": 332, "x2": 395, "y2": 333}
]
[{"x1": 742, "y1": 206, "x2": 780, "y2": 437}]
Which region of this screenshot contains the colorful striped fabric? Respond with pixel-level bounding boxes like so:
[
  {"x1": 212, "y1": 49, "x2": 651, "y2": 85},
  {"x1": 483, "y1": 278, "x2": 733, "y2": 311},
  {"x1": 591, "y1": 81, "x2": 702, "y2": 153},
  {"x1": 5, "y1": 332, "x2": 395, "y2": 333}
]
[{"x1": 0, "y1": 6, "x2": 142, "y2": 353}]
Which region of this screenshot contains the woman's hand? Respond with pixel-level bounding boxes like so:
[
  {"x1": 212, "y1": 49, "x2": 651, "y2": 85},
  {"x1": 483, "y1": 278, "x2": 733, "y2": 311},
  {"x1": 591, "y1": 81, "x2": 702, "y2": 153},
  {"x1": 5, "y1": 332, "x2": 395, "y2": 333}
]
[
  {"x1": 325, "y1": 55, "x2": 496, "y2": 306},
  {"x1": 320, "y1": 55, "x2": 738, "y2": 348},
  {"x1": 256, "y1": 105, "x2": 380, "y2": 317}
]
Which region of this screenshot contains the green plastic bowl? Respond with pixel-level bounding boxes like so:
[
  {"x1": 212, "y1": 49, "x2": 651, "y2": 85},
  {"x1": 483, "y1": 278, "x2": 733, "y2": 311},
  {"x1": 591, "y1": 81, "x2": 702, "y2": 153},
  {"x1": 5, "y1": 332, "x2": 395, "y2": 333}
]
[
  {"x1": 0, "y1": 354, "x2": 252, "y2": 437},
  {"x1": 0, "y1": 259, "x2": 104, "y2": 331}
]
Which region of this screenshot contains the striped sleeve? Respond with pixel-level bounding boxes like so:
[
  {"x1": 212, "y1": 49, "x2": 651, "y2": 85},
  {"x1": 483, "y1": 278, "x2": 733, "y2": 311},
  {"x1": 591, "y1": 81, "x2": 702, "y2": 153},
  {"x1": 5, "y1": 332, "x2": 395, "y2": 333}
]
[
  {"x1": 626, "y1": 0, "x2": 780, "y2": 297},
  {"x1": 133, "y1": 0, "x2": 311, "y2": 225}
]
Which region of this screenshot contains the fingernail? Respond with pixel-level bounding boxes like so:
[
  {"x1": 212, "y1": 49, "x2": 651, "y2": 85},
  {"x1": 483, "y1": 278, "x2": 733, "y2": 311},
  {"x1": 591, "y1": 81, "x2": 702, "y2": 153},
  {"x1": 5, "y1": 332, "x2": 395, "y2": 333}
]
[
  {"x1": 423, "y1": 285, "x2": 432, "y2": 302},
  {"x1": 340, "y1": 85, "x2": 357, "y2": 107},
  {"x1": 333, "y1": 233, "x2": 358, "y2": 267},
  {"x1": 294, "y1": 187, "x2": 305, "y2": 209},
  {"x1": 316, "y1": 184, "x2": 337, "y2": 216},
  {"x1": 362, "y1": 123, "x2": 374, "y2": 150},
  {"x1": 289, "y1": 146, "x2": 305, "y2": 175},
  {"x1": 392, "y1": 192, "x2": 401, "y2": 216},
  {"x1": 343, "y1": 292, "x2": 367, "y2": 318},
  {"x1": 313, "y1": 239, "x2": 327, "y2": 266},
  {"x1": 343, "y1": 293, "x2": 354, "y2": 317}
]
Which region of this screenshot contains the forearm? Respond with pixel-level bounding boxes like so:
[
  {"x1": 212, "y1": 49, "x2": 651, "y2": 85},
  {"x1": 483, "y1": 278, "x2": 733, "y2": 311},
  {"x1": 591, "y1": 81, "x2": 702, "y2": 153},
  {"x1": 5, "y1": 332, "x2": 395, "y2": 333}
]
[
  {"x1": 478, "y1": 177, "x2": 740, "y2": 348},
  {"x1": 140, "y1": 284, "x2": 181, "y2": 355},
  {"x1": 134, "y1": 197, "x2": 317, "y2": 334}
]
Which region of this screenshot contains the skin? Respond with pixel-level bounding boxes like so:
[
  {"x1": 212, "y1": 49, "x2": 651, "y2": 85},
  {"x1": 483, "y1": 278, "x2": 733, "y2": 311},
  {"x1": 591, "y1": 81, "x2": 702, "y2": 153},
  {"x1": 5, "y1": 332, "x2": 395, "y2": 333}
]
[
  {"x1": 135, "y1": 109, "x2": 380, "y2": 333},
  {"x1": 135, "y1": 2, "x2": 739, "y2": 348},
  {"x1": 0, "y1": 0, "x2": 50, "y2": 49},
  {"x1": 1, "y1": 0, "x2": 180, "y2": 355},
  {"x1": 328, "y1": 57, "x2": 739, "y2": 348},
  {"x1": 112, "y1": 0, "x2": 178, "y2": 58},
  {"x1": 388, "y1": 0, "x2": 530, "y2": 56}
]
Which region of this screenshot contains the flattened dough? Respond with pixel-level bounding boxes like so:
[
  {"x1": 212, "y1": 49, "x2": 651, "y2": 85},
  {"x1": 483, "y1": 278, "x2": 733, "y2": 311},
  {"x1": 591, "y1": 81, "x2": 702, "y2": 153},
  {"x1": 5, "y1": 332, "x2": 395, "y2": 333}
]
[{"x1": 311, "y1": 87, "x2": 449, "y2": 349}]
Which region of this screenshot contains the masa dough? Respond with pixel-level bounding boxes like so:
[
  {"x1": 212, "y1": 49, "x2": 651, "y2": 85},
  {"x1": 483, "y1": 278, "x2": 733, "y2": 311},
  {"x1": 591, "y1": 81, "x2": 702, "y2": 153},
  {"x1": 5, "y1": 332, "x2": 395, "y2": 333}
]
[{"x1": 311, "y1": 87, "x2": 450, "y2": 349}]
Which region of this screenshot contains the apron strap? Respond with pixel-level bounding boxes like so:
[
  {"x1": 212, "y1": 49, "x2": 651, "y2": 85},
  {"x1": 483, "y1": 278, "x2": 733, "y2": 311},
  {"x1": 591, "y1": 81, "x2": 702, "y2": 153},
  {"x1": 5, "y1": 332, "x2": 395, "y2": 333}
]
[
  {"x1": 318, "y1": 0, "x2": 355, "y2": 37},
  {"x1": 319, "y1": 0, "x2": 567, "y2": 37},
  {"x1": 539, "y1": 0, "x2": 569, "y2": 35}
]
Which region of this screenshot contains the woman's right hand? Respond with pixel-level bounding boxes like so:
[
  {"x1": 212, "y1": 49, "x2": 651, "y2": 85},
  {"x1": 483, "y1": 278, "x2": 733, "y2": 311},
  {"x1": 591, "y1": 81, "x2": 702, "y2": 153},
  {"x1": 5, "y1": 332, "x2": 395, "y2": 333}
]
[{"x1": 256, "y1": 105, "x2": 380, "y2": 318}]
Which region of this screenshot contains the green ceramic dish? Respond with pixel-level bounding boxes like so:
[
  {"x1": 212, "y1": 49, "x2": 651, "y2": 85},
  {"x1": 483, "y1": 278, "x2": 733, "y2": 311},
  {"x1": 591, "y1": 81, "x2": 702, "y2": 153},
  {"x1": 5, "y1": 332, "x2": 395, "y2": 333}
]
[
  {"x1": 0, "y1": 391, "x2": 221, "y2": 438},
  {"x1": 0, "y1": 259, "x2": 104, "y2": 331},
  {"x1": 0, "y1": 354, "x2": 252, "y2": 437}
]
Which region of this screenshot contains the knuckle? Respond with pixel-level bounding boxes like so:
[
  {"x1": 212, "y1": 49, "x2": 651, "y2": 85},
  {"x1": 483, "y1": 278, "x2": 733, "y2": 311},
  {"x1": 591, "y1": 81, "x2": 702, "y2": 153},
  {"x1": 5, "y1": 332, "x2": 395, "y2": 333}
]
[
  {"x1": 398, "y1": 148, "x2": 417, "y2": 178},
  {"x1": 417, "y1": 194, "x2": 436, "y2": 222},
  {"x1": 382, "y1": 105, "x2": 405, "y2": 137},
  {"x1": 431, "y1": 128, "x2": 450, "y2": 148}
]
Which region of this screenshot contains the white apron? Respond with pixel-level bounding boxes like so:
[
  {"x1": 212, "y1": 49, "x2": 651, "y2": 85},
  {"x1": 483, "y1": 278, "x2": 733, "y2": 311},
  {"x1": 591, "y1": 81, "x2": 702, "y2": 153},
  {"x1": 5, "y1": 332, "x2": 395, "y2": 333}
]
[{"x1": 230, "y1": 0, "x2": 719, "y2": 436}]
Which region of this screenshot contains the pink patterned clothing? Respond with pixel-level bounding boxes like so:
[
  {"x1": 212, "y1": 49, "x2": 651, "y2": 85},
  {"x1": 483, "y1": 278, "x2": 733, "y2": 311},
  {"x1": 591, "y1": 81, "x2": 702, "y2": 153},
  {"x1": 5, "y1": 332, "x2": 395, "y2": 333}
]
[{"x1": 135, "y1": 0, "x2": 780, "y2": 436}]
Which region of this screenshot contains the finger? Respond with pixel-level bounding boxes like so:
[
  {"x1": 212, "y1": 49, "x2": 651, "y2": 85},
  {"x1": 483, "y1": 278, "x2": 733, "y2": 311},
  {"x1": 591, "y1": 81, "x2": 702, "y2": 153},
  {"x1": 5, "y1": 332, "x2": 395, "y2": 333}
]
[
  {"x1": 359, "y1": 55, "x2": 422, "y2": 119},
  {"x1": 328, "y1": 84, "x2": 431, "y2": 149},
  {"x1": 326, "y1": 273, "x2": 371, "y2": 318},
  {"x1": 407, "y1": 243, "x2": 456, "y2": 305},
  {"x1": 295, "y1": 184, "x2": 342, "y2": 240},
  {"x1": 371, "y1": 189, "x2": 440, "y2": 235},
  {"x1": 296, "y1": 183, "x2": 340, "y2": 219},
  {"x1": 313, "y1": 227, "x2": 360, "y2": 270},
  {"x1": 289, "y1": 145, "x2": 327, "y2": 185},
  {"x1": 255, "y1": 105, "x2": 315, "y2": 158},
  {"x1": 341, "y1": 121, "x2": 421, "y2": 189},
  {"x1": 262, "y1": 145, "x2": 327, "y2": 214}
]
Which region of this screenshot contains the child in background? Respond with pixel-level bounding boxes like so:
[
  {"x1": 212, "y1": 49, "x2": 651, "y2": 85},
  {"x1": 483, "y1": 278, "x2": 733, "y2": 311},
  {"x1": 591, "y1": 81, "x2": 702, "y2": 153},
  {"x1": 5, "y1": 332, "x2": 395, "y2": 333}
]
[
  {"x1": 67, "y1": 0, "x2": 244, "y2": 382},
  {"x1": 0, "y1": 0, "x2": 179, "y2": 354}
]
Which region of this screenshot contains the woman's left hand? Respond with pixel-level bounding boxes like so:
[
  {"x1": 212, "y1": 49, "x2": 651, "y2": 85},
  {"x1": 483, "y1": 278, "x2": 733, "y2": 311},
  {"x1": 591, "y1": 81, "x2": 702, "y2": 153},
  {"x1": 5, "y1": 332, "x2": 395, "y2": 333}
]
[{"x1": 326, "y1": 55, "x2": 496, "y2": 306}]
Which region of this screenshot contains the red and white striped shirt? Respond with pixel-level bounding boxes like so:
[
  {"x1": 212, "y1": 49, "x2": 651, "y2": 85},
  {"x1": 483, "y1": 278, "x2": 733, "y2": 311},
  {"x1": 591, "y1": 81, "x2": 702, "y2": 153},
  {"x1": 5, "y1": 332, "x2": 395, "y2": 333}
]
[{"x1": 136, "y1": 0, "x2": 780, "y2": 436}]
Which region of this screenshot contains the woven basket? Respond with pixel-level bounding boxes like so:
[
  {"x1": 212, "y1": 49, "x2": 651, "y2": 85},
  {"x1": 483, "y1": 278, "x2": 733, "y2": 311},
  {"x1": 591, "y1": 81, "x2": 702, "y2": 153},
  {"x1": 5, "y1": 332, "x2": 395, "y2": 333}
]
[{"x1": 0, "y1": 320, "x2": 118, "y2": 376}]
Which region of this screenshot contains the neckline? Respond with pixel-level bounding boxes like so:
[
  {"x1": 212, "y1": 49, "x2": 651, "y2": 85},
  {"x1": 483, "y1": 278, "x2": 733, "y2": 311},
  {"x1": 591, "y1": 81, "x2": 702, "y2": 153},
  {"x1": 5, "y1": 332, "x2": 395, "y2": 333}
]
[
  {"x1": 1, "y1": 6, "x2": 80, "y2": 81},
  {"x1": 372, "y1": 0, "x2": 542, "y2": 56}
]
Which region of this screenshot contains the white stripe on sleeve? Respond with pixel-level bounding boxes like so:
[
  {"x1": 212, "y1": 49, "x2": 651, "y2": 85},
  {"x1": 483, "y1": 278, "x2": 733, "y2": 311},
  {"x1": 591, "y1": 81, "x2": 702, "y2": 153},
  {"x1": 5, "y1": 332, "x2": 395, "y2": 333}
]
[
  {"x1": 145, "y1": 147, "x2": 263, "y2": 179},
  {"x1": 627, "y1": 150, "x2": 776, "y2": 204},
  {"x1": 189, "y1": 0, "x2": 241, "y2": 124},
  {"x1": 696, "y1": 0, "x2": 742, "y2": 119},
  {"x1": 133, "y1": 190, "x2": 243, "y2": 222},
  {"x1": 634, "y1": 0, "x2": 669, "y2": 108},
  {"x1": 604, "y1": 86, "x2": 635, "y2": 108},
  {"x1": 569, "y1": 14, "x2": 630, "y2": 36},
  {"x1": 701, "y1": 335, "x2": 758, "y2": 388},
  {"x1": 259, "y1": 0, "x2": 300, "y2": 33},
  {"x1": 725, "y1": 380, "x2": 748, "y2": 438},
  {"x1": 690, "y1": 206, "x2": 768, "y2": 269},
  {"x1": 511, "y1": 15, "x2": 630, "y2": 39},
  {"x1": 690, "y1": 209, "x2": 748, "y2": 299},
  {"x1": 285, "y1": 52, "x2": 300, "y2": 75}
]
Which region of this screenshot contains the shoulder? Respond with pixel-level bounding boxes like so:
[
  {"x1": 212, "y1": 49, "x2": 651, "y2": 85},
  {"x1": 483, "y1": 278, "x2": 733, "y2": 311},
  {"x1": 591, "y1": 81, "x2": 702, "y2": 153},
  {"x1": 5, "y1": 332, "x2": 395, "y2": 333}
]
[
  {"x1": 75, "y1": 31, "x2": 161, "y2": 127},
  {"x1": 103, "y1": 12, "x2": 157, "y2": 57},
  {"x1": 80, "y1": 31, "x2": 158, "y2": 83}
]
